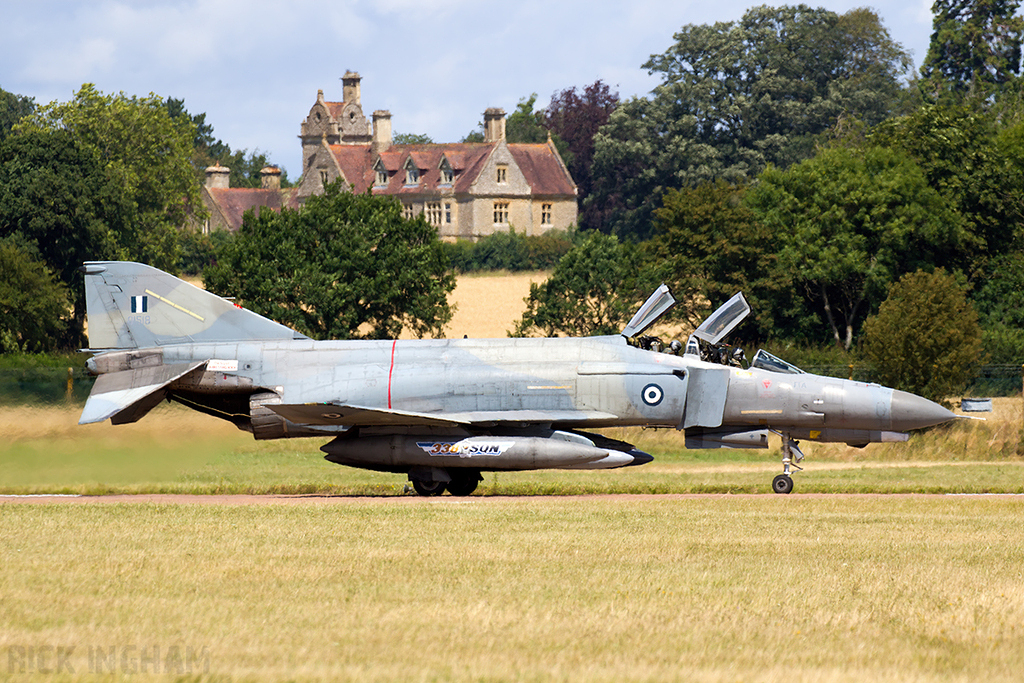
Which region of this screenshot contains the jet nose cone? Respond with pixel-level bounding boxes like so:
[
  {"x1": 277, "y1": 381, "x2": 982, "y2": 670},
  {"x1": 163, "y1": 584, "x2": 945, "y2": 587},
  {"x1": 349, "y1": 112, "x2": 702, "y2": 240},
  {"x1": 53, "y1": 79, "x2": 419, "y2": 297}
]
[
  {"x1": 625, "y1": 449, "x2": 654, "y2": 467},
  {"x1": 890, "y1": 390, "x2": 956, "y2": 431}
]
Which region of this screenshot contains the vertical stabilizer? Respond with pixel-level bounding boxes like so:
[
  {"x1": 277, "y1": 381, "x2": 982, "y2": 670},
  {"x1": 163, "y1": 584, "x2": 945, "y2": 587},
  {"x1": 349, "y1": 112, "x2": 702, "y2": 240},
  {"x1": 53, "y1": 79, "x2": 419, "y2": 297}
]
[{"x1": 81, "y1": 261, "x2": 306, "y2": 349}]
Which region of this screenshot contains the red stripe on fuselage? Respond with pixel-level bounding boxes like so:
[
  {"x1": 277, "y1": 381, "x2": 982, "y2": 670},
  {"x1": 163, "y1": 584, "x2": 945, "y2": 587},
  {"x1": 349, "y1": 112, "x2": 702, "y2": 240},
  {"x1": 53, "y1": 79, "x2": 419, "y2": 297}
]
[{"x1": 388, "y1": 340, "x2": 397, "y2": 409}]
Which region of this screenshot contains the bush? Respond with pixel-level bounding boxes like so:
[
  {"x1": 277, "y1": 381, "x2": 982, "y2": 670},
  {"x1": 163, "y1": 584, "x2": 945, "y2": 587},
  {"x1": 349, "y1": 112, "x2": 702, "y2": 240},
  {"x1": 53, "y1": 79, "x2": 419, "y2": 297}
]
[
  {"x1": 443, "y1": 229, "x2": 572, "y2": 273},
  {"x1": 861, "y1": 269, "x2": 983, "y2": 405}
]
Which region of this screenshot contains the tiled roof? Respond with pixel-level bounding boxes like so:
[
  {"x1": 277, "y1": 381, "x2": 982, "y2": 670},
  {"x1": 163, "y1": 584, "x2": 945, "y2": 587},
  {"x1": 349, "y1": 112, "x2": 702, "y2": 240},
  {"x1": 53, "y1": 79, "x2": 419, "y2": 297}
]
[
  {"x1": 325, "y1": 101, "x2": 346, "y2": 120},
  {"x1": 206, "y1": 188, "x2": 292, "y2": 231},
  {"x1": 509, "y1": 144, "x2": 576, "y2": 197},
  {"x1": 326, "y1": 141, "x2": 574, "y2": 197}
]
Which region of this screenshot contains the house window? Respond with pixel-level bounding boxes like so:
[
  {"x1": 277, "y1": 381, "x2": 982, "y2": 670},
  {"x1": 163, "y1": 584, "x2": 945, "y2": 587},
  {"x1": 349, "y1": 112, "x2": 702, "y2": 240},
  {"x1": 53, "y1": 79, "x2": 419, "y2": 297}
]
[
  {"x1": 445, "y1": 203, "x2": 452, "y2": 224},
  {"x1": 439, "y1": 159, "x2": 454, "y2": 185},
  {"x1": 319, "y1": 170, "x2": 330, "y2": 187},
  {"x1": 404, "y1": 159, "x2": 419, "y2": 185},
  {"x1": 493, "y1": 201, "x2": 509, "y2": 225},
  {"x1": 403, "y1": 204, "x2": 415, "y2": 220},
  {"x1": 541, "y1": 203, "x2": 552, "y2": 225},
  {"x1": 496, "y1": 165, "x2": 507, "y2": 184},
  {"x1": 426, "y1": 202, "x2": 442, "y2": 225},
  {"x1": 374, "y1": 162, "x2": 388, "y2": 187}
]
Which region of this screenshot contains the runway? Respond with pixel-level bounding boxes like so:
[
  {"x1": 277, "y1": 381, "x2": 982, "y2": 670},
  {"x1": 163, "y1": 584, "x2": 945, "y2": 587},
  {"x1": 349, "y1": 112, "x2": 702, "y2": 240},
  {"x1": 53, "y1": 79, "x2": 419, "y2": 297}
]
[{"x1": 3, "y1": 492, "x2": 1022, "y2": 505}]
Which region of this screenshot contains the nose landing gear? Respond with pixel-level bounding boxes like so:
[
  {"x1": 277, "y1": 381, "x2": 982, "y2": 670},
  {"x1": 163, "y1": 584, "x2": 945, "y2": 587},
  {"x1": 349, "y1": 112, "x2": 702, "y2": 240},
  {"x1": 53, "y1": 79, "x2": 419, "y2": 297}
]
[{"x1": 772, "y1": 434, "x2": 805, "y2": 494}]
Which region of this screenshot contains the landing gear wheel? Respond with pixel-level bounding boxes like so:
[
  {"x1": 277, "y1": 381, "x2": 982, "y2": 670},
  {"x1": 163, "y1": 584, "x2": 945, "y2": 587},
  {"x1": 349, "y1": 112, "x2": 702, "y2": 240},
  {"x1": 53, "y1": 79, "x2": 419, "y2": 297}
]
[
  {"x1": 772, "y1": 474, "x2": 794, "y2": 494},
  {"x1": 412, "y1": 479, "x2": 447, "y2": 497},
  {"x1": 447, "y1": 474, "x2": 480, "y2": 497}
]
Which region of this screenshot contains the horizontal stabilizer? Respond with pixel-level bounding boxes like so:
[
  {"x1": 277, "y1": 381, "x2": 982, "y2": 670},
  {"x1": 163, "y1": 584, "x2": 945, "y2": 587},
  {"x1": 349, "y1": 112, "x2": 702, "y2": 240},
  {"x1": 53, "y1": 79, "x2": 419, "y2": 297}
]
[
  {"x1": 79, "y1": 361, "x2": 207, "y2": 425},
  {"x1": 268, "y1": 404, "x2": 619, "y2": 428}
]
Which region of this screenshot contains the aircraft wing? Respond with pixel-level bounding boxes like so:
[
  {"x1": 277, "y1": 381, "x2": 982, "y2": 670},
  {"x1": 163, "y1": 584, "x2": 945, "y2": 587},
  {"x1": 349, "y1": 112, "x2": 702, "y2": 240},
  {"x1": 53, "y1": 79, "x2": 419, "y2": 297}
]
[
  {"x1": 268, "y1": 404, "x2": 619, "y2": 428},
  {"x1": 79, "y1": 361, "x2": 207, "y2": 425}
]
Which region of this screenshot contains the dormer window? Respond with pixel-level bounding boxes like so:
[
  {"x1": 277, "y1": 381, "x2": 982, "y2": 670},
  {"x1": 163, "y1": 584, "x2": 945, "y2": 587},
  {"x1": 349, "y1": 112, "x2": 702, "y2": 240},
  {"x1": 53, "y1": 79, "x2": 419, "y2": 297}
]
[
  {"x1": 404, "y1": 158, "x2": 420, "y2": 185},
  {"x1": 373, "y1": 160, "x2": 388, "y2": 187},
  {"x1": 496, "y1": 165, "x2": 508, "y2": 184},
  {"x1": 439, "y1": 158, "x2": 454, "y2": 185}
]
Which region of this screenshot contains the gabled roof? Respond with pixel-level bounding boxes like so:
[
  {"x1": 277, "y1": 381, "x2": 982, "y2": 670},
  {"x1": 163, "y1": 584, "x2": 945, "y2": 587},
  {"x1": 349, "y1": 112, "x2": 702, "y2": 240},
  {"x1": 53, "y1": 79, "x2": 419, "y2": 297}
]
[
  {"x1": 508, "y1": 143, "x2": 576, "y2": 197},
  {"x1": 206, "y1": 188, "x2": 297, "y2": 231}
]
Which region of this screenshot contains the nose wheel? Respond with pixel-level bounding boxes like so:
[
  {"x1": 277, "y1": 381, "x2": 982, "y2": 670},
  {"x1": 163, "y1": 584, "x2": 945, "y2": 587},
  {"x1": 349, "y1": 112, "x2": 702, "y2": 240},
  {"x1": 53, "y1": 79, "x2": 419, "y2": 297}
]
[
  {"x1": 772, "y1": 433, "x2": 805, "y2": 494},
  {"x1": 772, "y1": 474, "x2": 794, "y2": 494}
]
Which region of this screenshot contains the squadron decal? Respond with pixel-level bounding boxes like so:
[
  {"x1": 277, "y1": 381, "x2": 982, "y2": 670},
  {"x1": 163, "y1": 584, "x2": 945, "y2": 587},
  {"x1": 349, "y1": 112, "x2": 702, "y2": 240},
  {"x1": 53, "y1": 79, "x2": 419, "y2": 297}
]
[{"x1": 416, "y1": 441, "x2": 515, "y2": 457}]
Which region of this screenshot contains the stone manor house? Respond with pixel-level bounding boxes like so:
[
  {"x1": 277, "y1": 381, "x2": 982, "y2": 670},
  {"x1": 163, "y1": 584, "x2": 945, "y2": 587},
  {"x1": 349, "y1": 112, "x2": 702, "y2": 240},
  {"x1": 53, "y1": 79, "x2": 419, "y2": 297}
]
[{"x1": 200, "y1": 72, "x2": 578, "y2": 240}]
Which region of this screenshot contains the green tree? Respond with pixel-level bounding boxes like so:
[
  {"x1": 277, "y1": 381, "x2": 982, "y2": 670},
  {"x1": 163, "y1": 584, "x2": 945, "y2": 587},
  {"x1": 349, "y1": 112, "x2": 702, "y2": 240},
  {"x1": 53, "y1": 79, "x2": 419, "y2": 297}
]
[
  {"x1": 513, "y1": 232, "x2": 653, "y2": 337},
  {"x1": 871, "y1": 104, "x2": 1024, "y2": 278},
  {"x1": 393, "y1": 132, "x2": 434, "y2": 145},
  {"x1": 0, "y1": 240, "x2": 70, "y2": 353},
  {"x1": 0, "y1": 129, "x2": 127, "y2": 344},
  {"x1": 589, "y1": 5, "x2": 912, "y2": 239},
  {"x1": 970, "y1": 251, "x2": 1024, "y2": 361},
  {"x1": 0, "y1": 87, "x2": 35, "y2": 140},
  {"x1": 746, "y1": 145, "x2": 963, "y2": 349},
  {"x1": 647, "y1": 181, "x2": 781, "y2": 339},
  {"x1": 862, "y1": 269, "x2": 983, "y2": 405},
  {"x1": 505, "y1": 94, "x2": 571, "y2": 162},
  {"x1": 204, "y1": 182, "x2": 455, "y2": 340},
  {"x1": 17, "y1": 84, "x2": 203, "y2": 270},
  {"x1": 921, "y1": 0, "x2": 1024, "y2": 99}
]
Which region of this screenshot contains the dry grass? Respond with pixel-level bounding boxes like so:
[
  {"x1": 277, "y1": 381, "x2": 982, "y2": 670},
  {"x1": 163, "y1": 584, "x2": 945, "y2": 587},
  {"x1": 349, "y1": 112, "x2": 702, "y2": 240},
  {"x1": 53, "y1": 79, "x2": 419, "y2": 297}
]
[{"x1": 2, "y1": 497, "x2": 1024, "y2": 681}]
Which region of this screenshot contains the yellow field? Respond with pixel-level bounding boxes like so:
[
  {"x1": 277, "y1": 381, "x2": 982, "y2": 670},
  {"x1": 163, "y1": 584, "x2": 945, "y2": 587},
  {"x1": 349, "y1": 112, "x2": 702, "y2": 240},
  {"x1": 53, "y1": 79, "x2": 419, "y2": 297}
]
[{"x1": 432, "y1": 270, "x2": 549, "y2": 339}]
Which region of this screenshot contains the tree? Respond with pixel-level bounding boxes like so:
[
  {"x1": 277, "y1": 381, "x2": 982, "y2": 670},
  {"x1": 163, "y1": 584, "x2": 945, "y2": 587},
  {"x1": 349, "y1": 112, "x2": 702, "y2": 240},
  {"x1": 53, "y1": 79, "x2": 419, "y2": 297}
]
[
  {"x1": 920, "y1": 0, "x2": 1024, "y2": 99},
  {"x1": 204, "y1": 181, "x2": 455, "y2": 340},
  {"x1": 862, "y1": 269, "x2": 983, "y2": 405},
  {"x1": 647, "y1": 181, "x2": 782, "y2": 340},
  {"x1": 746, "y1": 145, "x2": 963, "y2": 349},
  {"x1": 17, "y1": 84, "x2": 204, "y2": 270},
  {"x1": 506, "y1": 94, "x2": 549, "y2": 144},
  {"x1": 513, "y1": 232, "x2": 653, "y2": 337},
  {"x1": 970, "y1": 251, "x2": 1024, "y2": 361},
  {"x1": 544, "y1": 81, "x2": 619, "y2": 231},
  {"x1": 0, "y1": 87, "x2": 35, "y2": 140},
  {"x1": 588, "y1": 5, "x2": 912, "y2": 239},
  {"x1": 871, "y1": 104, "x2": 1024, "y2": 279},
  {"x1": 0, "y1": 240, "x2": 70, "y2": 354},
  {"x1": 393, "y1": 132, "x2": 434, "y2": 145},
  {"x1": 0, "y1": 129, "x2": 127, "y2": 344}
]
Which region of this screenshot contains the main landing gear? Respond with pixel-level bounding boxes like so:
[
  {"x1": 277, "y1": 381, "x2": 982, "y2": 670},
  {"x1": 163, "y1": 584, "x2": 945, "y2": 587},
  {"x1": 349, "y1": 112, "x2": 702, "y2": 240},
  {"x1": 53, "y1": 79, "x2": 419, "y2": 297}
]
[
  {"x1": 409, "y1": 469, "x2": 482, "y2": 497},
  {"x1": 772, "y1": 433, "x2": 805, "y2": 494}
]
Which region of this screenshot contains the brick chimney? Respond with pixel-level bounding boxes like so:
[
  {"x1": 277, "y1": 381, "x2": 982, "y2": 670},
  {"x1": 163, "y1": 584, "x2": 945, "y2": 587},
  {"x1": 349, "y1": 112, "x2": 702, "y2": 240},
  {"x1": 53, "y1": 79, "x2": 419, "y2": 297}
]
[
  {"x1": 260, "y1": 166, "x2": 282, "y2": 190},
  {"x1": 372, "y1": 110, "x2": 393, "y2": 154},
  {"x1": 484, "y1": 108, "x2": 506, "y2": 143},
  {"x1": 205, "y1": 164, "x2": 230, "y2": 189}
]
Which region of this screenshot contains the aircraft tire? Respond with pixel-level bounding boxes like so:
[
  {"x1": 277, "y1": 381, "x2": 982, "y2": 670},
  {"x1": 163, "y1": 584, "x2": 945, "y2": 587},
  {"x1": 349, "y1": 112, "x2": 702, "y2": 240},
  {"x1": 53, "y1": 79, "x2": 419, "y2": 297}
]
[
  {"x1": 772, "y1": 474, "x2": 794, "y2": 494},
  {"x1": 447, "y1": 472, "x2": 480, "y2": 497},
  {"x1": 412, "y1": 479, "x2": 447, "y2": 497}
]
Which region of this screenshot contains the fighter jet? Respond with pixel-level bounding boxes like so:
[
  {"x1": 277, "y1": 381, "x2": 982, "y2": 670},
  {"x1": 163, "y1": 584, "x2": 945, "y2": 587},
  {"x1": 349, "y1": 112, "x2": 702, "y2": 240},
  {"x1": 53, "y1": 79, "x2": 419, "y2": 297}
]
[{"x1": 78, "y1": 262, "x2": 957, "y2": 495}]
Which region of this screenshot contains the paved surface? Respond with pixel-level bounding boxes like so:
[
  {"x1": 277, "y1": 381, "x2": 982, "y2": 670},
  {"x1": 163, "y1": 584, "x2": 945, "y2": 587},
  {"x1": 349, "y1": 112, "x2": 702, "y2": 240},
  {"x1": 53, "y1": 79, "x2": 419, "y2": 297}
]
[{"x1": 2, "y1": 492, "x2": 1021, "y2": 505}]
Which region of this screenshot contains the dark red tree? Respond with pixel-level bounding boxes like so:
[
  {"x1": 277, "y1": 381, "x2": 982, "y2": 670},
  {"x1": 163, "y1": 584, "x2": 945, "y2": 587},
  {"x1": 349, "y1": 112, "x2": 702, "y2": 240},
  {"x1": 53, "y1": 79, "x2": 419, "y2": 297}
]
[{"x1": 544, "y1": 81, "x2": 619, "y2": 231}]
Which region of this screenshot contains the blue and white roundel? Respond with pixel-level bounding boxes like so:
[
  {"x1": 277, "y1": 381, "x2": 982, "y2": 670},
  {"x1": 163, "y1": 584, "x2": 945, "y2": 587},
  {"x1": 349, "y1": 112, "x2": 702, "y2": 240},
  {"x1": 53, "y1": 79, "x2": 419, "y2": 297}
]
[{"x1": 641, "y1": 383, "x2": 664, "y2": 406}]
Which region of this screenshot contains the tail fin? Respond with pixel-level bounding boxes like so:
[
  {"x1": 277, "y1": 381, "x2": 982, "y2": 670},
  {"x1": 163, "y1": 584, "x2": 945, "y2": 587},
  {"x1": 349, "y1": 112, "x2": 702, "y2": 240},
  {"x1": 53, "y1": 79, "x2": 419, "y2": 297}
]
[{"x1": 81, "y1": 261, "x2": 307, "y2": 349}]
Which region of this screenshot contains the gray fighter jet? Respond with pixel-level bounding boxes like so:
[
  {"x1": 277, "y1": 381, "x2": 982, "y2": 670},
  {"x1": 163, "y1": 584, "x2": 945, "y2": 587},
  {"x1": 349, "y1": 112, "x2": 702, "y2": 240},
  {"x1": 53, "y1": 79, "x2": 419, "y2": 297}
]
[{"x1": 78, "y1": 262, "x2": 957, "y2": 495}]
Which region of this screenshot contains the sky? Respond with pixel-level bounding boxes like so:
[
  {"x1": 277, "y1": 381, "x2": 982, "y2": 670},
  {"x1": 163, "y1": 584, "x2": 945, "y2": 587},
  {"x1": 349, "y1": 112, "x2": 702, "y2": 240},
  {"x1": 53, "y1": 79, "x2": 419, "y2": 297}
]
[{"x1": 1, "y1": 0, "x2": 937, "y2": 179}]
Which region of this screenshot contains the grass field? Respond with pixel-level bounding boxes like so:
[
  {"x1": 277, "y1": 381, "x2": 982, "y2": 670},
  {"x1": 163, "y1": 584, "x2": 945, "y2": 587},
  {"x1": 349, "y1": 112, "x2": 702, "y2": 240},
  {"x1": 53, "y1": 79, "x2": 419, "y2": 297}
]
[{"x1": 2, "y1": 495, "x2": 1024, "y2": 682}]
